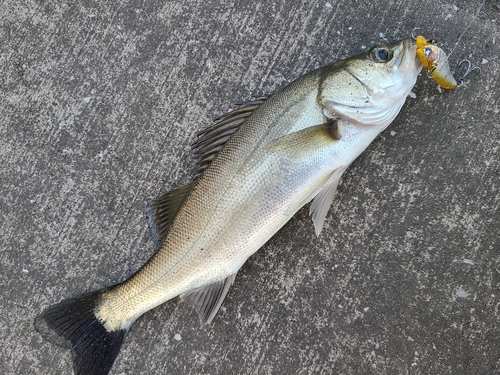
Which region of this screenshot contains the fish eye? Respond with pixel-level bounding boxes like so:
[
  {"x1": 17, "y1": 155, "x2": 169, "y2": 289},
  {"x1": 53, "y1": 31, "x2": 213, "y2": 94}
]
[{"x1": 371, "y1": 47, "x2": 393, "y2": 63}]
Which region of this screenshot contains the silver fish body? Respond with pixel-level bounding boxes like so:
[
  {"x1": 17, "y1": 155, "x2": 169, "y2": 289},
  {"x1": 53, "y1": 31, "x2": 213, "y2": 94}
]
[{"x1": 36, "y1": 38, "x2": 422, "y2": 375}]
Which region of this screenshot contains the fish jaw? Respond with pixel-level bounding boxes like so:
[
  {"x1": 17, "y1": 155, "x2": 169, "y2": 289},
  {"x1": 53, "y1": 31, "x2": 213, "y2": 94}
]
[{"x1": 395, "y1": 38, "x2": 423, "y2": 77}]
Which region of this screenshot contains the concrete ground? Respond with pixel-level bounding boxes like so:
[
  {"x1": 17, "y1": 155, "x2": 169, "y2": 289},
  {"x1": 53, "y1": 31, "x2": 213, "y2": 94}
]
[{"x1": 1, "y1": 0, "x2": 499, "y2": 374}]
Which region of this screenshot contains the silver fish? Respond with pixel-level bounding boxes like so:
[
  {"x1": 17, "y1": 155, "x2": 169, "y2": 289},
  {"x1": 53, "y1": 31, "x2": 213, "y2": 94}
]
[{"x1": 35, "y1": 38, "x2": 422, "y2": 375}]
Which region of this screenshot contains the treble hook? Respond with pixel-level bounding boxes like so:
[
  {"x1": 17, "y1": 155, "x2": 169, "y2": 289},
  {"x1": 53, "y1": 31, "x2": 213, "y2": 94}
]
[{"x1": 456, "y1": 59, "x2": 481, "y2": 86}]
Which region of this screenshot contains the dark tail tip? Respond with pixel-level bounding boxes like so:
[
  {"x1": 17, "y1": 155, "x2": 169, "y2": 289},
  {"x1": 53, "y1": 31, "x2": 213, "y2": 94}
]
[{"x1": 35, "y1": 291, "x2": 127, "y2": 375}]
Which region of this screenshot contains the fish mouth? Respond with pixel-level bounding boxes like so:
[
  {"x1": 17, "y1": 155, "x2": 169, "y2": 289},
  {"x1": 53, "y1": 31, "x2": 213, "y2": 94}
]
[
  {"x1": 391, "y1": 42, "x2": 405, "y2": 69},
  {"x1": 394, "y1": 38, "x2": 422, "y2": 74}
]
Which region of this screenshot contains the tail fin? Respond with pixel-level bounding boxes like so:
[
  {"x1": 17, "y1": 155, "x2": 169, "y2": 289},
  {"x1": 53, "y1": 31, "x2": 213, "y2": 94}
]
[{"x1": 35, "y1": 290, "x2": 127, "y2": 375}]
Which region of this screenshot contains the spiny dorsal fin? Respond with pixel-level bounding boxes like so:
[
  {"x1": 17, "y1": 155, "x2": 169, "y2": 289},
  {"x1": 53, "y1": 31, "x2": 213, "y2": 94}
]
[
  {"x1": 192, "y1": 97, "x2": 267, "y2": 175},
  {"x1": 180, "y1": 273, "x2": 237, "y2": 327},
  {"x1": 146, "y1": 182, "x2": 193, "y2": 246}
]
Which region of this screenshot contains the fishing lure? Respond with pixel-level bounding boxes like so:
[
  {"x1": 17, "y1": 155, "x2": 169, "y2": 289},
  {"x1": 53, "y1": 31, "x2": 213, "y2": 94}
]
[{"x1": 416, "y1": 35, "x2": 458, "y2": 90}]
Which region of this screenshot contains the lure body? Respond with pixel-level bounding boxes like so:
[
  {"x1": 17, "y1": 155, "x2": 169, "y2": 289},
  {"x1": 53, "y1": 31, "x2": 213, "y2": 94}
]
[{"x1": 416, "y1": 35, "x2": 457, "y2": 89}]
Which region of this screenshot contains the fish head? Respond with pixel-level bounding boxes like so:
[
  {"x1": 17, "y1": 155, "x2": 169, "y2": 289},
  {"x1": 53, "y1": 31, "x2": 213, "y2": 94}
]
[{"x1": 319, "y1": 38, "x2": 423, "y2": 127}]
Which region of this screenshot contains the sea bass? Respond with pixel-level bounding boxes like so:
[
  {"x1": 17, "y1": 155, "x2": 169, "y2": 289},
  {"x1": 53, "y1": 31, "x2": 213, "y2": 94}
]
[{"x1": 36, "y1": 38, "x2": 422, "y2": 375}]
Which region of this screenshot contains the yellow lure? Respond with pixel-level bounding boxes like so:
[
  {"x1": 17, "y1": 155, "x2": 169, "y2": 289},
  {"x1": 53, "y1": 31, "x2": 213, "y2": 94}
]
[{"x1": 416, "y1": 35, "x2": 457, "y2": 89}]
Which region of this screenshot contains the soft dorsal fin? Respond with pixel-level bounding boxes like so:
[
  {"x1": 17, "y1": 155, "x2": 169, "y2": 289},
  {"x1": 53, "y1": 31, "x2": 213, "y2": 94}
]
[
  {"x1": 146, "y1": 182, "x2": 193, "y2": 246},
  {"x1": 192, "y1": 97, "x2": 267, "y2": 175},
  {"x1": 180, "y1": 273, "x2": 237, "y2": 327}
]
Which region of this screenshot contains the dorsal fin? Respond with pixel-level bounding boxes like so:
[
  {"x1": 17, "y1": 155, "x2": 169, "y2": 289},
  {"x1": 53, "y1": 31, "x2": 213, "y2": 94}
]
[
  {"x1": 180, "y1": 273, "x2": 237, "y2": 327},
  {"x1": 192, "y1": 97, "x2": 267, "y2": 175},
  {"x1": 146, "y1": 182, "x2": 193, "y2": 246}
]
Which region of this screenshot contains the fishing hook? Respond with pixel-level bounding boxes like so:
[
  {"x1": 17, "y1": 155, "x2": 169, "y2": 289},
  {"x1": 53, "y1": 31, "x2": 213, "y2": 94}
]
[
  {"x1": 410, "y1": 28, "x2": 420, "y2": 41},
  {"x1": 456, "y1": 59, "x2": 481, "y2": 86},
  {"x1": 410, "y1": 28, "x2": 436, "y2": 43}
]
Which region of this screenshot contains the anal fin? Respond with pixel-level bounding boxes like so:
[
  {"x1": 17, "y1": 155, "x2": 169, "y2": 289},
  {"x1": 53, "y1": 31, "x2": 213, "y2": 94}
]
[{"x1": 180, "y1": 273, "x2": 237, "y2": 328}]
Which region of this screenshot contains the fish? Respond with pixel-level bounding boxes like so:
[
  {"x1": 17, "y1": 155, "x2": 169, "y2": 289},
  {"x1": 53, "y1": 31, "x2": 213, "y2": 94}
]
[
  {"x1": 35, "y1": 38, "x2": 422, "y2": 375},
  {"x1": 416, "y1": 35, "x2": 458, "y2": 89}
]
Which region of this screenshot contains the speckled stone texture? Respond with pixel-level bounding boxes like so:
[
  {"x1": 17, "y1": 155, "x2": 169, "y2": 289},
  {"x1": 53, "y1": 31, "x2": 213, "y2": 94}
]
[{"x1": 1, "y1": 1, "x2": 499, "y2": 374}]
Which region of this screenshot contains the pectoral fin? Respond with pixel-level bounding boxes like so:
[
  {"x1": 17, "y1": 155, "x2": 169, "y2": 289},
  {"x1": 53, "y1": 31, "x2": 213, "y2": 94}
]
[
  {"x1": 268, "y1": 119, "x2": 344, "y2": 235},
  {"x1": 180, "y1": 273, "x2": 237, "y2": 328},
  {"x1": 267, "y1": 118, "x2": 341, "y2": 158}
]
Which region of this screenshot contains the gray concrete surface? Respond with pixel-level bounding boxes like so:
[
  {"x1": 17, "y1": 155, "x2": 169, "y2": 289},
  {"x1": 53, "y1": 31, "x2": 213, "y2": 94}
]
[{"x1": 1, "y1": 0, "x2": 499, "y2": 374}]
